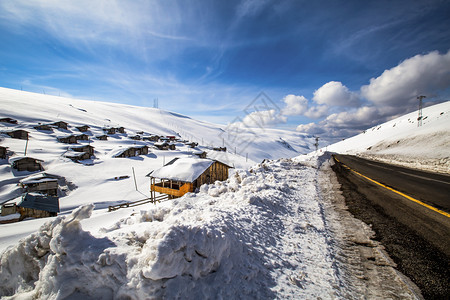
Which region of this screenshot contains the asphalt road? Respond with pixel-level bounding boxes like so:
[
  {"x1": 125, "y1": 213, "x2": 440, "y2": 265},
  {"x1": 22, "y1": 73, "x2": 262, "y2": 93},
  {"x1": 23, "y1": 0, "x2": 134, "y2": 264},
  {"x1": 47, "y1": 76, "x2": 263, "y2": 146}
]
[{"x1": 332, "y1": 154, "x2": 450, "y2": 299}]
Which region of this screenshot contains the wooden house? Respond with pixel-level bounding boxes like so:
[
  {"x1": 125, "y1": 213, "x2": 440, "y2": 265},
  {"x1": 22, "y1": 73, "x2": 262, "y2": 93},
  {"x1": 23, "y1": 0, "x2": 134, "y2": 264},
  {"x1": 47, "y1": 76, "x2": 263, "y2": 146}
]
[
  {"x1": 147, "y1": 157, "x2": 232, "y2": 199},
  {"x1": 103, "y1": 127, "x2": 116, "y2": 135},
  {"x1": 135, "y1": 145, "x2": 149, "y2": 155},
  {"x1": 69, "y1": 144, "x2": 95, "y2": 156},
  {"x1": 51, "y1": 121, "x2": 69, "y2": 130},
  {"x1": 143, "y1": 135, "x2": 159, "y2": 142},
  {"x1": 154, "y1": 142, "x2": 176, "y2": 150},
  {"x1": 193, "y1": 150, "x2": 207, "y2": 159},
  {"x1": 0, "y1": 146, "x2": 7, "y2": 159},
  {"x1": 75, "y1": 134, "x2": 89, "y2": 141},
  {"x1": 96, "y1": 135, "x2": 108, "y2": 141},
  {"x1": 5, "y1": 129, "x2": 29, "y2": 140},
  {"x1": 58, "y1": 135, "x2": 78, "y2": 144},
  {"x1": 185, "y1": 142, "x2": 198, "y2": 148},
  {"x1": 64, "y1": 151, "x2": 91, "y2": 161},
  {"x1": 112, "y1": 145, "x2": 149, "y2": 158},
  {"x1": 17, "y1": 193, "x2": 59, "y2": 219},
  {"x1": 0, "y1": 117, "x2": 18, "y2": 124},
  {"x1": 76, "y1": 125, "x2": 90, "y2": 132},
  {"x1": 20, "y1": 173, "x2": 59, "y2": 196},
  {"x1": 10, "y1": 156, "x2": 44, "y2": 172},
  {"x1": 129, "y1": 135, "x2": 141, "y2": 141},
  {"x1": 34, "y1": 124, "x2": 53, "y2": 131},
  {"x1": 213, "y1": 147, "x2": 227, "y2": 152}
]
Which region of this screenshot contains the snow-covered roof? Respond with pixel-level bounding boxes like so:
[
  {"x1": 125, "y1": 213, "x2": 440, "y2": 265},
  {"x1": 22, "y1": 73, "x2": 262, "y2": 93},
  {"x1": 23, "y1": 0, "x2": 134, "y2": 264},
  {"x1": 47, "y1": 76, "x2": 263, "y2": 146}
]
[
  {"x1": 9, "y1": 156, "x2": 43, "y2": 163},
  {"x1": 20, "y1": 173, "x2": 58, "y2": 184},
  {"x1": 64, "y1": 151, "x2": 87, "y2": 158},
  {"x1": 148, "y1": 157, "x2": 214, "y2": 182},
  {"x1": 18, "y1": 193, "x2": 59, "y2": 213}
]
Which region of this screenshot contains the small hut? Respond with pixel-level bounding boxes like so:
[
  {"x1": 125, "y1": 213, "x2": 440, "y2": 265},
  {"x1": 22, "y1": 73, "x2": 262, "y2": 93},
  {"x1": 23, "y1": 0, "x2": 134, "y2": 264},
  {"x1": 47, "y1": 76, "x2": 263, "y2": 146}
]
[
  {"x1": 10, "y1": 156, "x2": 44, "y2": 172},
  {"x1": 51, "y1": 121, "x2": 69, "y2": 130},
  {"x1": 143, "y1": 135, "x2": 159, "y2": 142},
  {"x1": 5, "y1": 129, "x2": 29, "y2": 140},
  {"x1": 185, "y1": 142, "x2": 198, "y2": 148},
  {"x1": 129, "y1": 135, "x2": 141, "y2": 141},
  {"x1": 0, "y1": 146, "x2": 7, "y2": 159},
  {"x1": 0, "y1": 117, "x2": 18, "y2": 124},
  {"x1": 96, "y1": 135, "x2": 108, "y2": 141},
  {"x1": 34, "y1": 124, "x2": 53, "y2": 131},
  {"x1": 69, "y1": 144, "x2": 95, "y2": 156},
  {"x1": 76, "y1": 125, "x2": 90, "y2": 132},
  {"x1": 147, "y1": 157, "x2": 232, "y2": 199},
  {"x1": 64, "y1": 151, "x2": 91, "y2": 161},
  {"x1": 135, "y1": 145, "x2": 149, "y2": 155},
  {"x1": 103, "y1": 127, "x2": 116, "y2": 135},
  {"x1": 213, "y1": 147, "x2": 227, "y2": 152},
  {"x1": 17, "y1": 193, "x2": 59, "y2": 219},
  {"x1": 57, "y1": 135, "x2": 78, "y2": 144},
  {"x1": 75, "y1": 134, "x2": 89, "y2": 141},
  {"x1": 193, "y1": 150, "x2": 207, "y2": 159},
  {"x1": 20, "y1": 173, "x2": 59, "y2": 196},
  {"x1": 112, "y1": 145, "x2": 149, "y2": 158},
  {"x1": 154, "y1": 142, "x2": 176, "y2": 150}
]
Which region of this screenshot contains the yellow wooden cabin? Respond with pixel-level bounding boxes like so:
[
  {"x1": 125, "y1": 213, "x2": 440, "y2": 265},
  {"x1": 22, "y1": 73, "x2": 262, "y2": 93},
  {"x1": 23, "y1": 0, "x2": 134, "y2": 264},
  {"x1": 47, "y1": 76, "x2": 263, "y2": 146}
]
[{"x1": 147, "y1": 157, "x2": 232, "y2": 199}]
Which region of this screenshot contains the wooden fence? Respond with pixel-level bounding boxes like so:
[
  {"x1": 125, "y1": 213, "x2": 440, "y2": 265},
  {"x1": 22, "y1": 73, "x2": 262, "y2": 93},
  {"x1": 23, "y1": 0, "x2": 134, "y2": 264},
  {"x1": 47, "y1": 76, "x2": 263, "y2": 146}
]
[{"x1": 108, "y1": 194, "x2": 169, "y2": 212}]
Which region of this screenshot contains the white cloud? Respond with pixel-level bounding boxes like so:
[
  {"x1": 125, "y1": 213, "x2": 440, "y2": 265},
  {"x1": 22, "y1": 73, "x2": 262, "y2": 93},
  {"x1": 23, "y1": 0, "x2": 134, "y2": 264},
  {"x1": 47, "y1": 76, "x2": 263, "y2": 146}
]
[
  {"x1": 303, "y1": 105, "x2": 329, "y2": 119},
  {"x1": 282, "y1": 95, "x2": 308, "y2": 116},
  {"x1": 324, "y1": 106, "x2": 380, "y2": 128},
  {"x1": 361, "y1": 50, "x2": 450, "y2": 108},
  {"x1": 296, "y1": 122, "x2": 325, "y2": 135},
  {"x1": 312, "y1": 81, "x2": 360, "y2": 107},
  {"x1": 242, "y1": 109, "x2": 287, "y2": 127},
  {"x1": 281, "y1": 94, "x2": 328, "y2": 119}
]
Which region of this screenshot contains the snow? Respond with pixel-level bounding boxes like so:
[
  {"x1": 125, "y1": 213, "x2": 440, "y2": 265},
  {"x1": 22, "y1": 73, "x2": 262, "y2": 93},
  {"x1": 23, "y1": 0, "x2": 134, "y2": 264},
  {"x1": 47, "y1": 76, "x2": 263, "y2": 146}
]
[
  {"x1": 149, "y1": 157, "x2": 214, "y2": 182},
  {"x1": 0, "y1": 87, "x2": 441, "y2": 298},
  {"x1": 325, "y1": 101, "x2": 450, "y2": 174},
  {"x1": 0, "y1": 157, "x2": 421, "y2": 299}
]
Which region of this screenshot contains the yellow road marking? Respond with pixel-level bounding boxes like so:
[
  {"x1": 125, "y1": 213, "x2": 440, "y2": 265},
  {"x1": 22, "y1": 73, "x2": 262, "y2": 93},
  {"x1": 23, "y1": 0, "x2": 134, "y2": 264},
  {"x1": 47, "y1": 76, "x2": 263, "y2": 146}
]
[{"x1": 334, "y1": 156, "x2": 450, "y2": 218}]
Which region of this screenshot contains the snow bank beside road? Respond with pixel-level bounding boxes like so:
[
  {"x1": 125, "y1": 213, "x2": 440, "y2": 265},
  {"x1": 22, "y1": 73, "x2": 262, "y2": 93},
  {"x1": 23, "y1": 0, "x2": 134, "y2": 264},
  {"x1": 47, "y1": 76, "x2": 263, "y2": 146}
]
[
  {"x1": 0, "y1": 156, "x2": 420, "y2": 299},
  {"x1": 327, "y1": 101, "x2": 450, "y2": 174}
]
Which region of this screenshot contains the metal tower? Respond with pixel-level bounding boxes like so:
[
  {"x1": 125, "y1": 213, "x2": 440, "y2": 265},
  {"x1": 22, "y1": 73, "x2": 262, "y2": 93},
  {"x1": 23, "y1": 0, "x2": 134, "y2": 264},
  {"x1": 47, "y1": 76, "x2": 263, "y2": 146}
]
[{"x1": 417, "y1": 95, "x2": 426, "y2": 127}]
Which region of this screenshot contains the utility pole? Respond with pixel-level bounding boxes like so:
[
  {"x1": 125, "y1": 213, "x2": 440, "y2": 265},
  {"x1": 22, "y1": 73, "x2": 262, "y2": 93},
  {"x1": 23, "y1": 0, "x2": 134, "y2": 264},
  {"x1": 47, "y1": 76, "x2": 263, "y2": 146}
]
[
  {"x1": 417, "y1": 95, "x2": 426, "y2": 127},
  {"x1": 314, "y1": 136, "x2": 319, "y2": 152}
]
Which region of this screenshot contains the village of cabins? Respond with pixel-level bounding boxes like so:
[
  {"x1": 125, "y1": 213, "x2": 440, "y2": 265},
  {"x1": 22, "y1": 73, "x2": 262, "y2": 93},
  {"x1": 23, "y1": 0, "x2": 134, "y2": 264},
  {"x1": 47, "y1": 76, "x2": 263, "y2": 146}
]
[{"x1": 0, "y1": 117, "x2": 231, "y2": 223}]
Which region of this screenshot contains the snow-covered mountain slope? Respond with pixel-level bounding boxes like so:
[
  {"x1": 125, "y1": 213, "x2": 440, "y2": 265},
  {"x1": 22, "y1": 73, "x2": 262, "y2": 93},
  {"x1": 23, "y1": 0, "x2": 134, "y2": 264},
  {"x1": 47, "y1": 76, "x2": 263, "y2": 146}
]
[
  {"x1": 324, "y1": 101, "x2": 450, "y2": 174},
  {"x1": 0, "y1": 86, "x2": 315, "y2": 207}
]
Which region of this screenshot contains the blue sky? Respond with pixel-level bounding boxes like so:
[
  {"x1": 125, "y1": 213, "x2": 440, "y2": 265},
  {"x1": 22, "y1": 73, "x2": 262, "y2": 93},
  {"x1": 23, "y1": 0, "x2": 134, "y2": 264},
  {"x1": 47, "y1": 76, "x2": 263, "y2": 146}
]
[{"x1": 1, "y1": 0, "x2": 449, "y2": 143}]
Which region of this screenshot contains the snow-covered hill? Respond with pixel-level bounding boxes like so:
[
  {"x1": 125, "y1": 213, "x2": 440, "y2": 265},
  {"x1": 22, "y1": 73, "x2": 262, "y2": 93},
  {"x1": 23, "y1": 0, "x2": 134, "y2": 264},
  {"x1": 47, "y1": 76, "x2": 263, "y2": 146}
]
[
  {"x1": 0, "y1": 87, "x2": 315, "y2": 209},
  {"x1": 323, "y1": 101, "x2": 450, "y2": 174}
]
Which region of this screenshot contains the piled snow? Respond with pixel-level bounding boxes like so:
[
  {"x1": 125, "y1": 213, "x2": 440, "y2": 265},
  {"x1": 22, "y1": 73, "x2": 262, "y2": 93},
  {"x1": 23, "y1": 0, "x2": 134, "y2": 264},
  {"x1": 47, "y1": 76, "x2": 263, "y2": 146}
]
[
  {"x1": 326, "y1": 101, "x2": 450, "y2": 173},
  {"x1": 0, "y1": 157, "x2": 420, "y2": 299}
]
